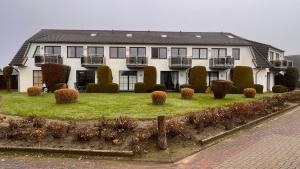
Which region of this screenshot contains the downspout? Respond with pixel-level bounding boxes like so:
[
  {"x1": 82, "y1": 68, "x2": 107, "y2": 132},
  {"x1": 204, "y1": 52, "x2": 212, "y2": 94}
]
[{"x1": 255, "y1": 66, "x2": 263, "y2": 84}]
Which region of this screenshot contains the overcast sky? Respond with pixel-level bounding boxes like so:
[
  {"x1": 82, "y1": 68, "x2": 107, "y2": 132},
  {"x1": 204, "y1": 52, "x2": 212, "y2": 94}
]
[{"x1": 0, "y1": 0, "x2": 300, "y2": 68}]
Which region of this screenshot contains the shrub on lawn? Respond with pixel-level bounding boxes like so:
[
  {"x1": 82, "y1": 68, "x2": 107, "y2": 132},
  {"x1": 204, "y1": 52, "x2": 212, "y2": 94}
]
[
  {"x1": 27, "y1": 87, "x2": 41, "y2": 96},
  {"x1": 285, "y1": 67, "x2": 299, "y2": 91},
  {"x1": 272, "y1": 85, "x2": 286, "y2": 93},
  {"x1": 231, "y1": 66, "x2": 254, "y2": 93},
  {"x1": 86, "y1": 83, "x2": 100, "y2": 93},
  {"x1": 153, "y1": 84, "x2": 166, "y2": 91},
  {"x1": 41, "y1": 64, "x2": 66, "y2": 92},
  {"x1": 188, "y1": 66, "x2": 207, "y2": 93},
  {"x1": 97, "y1": 65, "x2": 113, "y2": 84},
  {"x1": 134, "y1": 82, "x2": 146, "y2": 93},
  {"x1": 211, "y1": 80, "x2": 232, "y2": 99},
  {"x1": 180, "y1": 84, "x2": 192, "y2": 90},
  {"x1": 181, "y1": 88, "x2": 194, "y2": 99},
  {"x1": 151, "y1": 91, "x2": 167, "y2": 105},
  {"x1": 244, "y1": 88, "x2": 256, "y2": 98},
  {"x1": 54, "y1": 89, "x2": 79, "y2": 104},
  {"x1": 3, "y1": 66, "x2": 13, "y2": 91},
  {"x1": 144, "y1": 66, "x2": 157, "y2": 92},
  {"x1": 254, "y1": 84, "x2": 263, "y2": 93}
]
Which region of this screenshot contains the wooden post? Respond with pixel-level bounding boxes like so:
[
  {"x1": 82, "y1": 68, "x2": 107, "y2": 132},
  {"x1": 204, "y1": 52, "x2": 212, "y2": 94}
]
[{"x1": 157, "y1": 116, "x2": 167, "y2": 150}]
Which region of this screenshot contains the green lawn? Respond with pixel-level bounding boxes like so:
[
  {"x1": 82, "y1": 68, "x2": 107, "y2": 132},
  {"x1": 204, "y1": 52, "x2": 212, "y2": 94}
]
[{"x1": 0, "y1": 90, "x2": 274, "y2": 120}]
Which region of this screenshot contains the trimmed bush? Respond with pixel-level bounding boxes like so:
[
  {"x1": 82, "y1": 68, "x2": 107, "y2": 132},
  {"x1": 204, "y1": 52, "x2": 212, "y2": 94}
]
[
  {"x1": 275, "y1": 73, "x2": 287, "y2": 86},
  {"x1": 272, "y1": 85, "x2": 286, "y2": 93},
  {"x1": 151, "y1": 91, "x2": 167, "y2": 105},
  {"x1": 86, "y1": 83, "x2": 100, "y2": 93},
  {"x1": 27, "y1": 87, "x2": 41, "y2": 96},
  {"x1": 181, "y1": 88, "x2": 194, "y2": 99},
  {"x1": 3, "y1": 66, "x2": 13, "y2": 91},
  {"x1": 134, "y1": 83, "x2": 146, "y2": 93},
  {"x1": 244, "y1": 88, "x2": 256, "y2": 98},
  {"x1": 41, "y1": 64, "x2": 65, "y2": 92},
  {"x1": 211, "y1": 80, "x2": 232, "y2": 99},
  {"x1": 188, "y1": 66, "x2": 207, "y2": 93},
  {"x1": 254, "y1": 84, "x2": 263, "y2": 94},
  {"x1": 228, "y1": 84, "x2": 239, "y2": 94},
  {"x1": 180, "y1": 84, "x2": 192, "y2": 89},
  {"x1": 106, "y1": 83, "x2": 119, "y2": 93},
  {"x1": 97, "y1": 65, "x2": 113, "y2": 84},
  {"x1": 144, "y1": 66, "x2": 157, "y2": 92},
  {"x1": 231, "y1": 66, "x2": 254, "y2": 93},
  {"x1": 153, "y1": 84, "x2": 166, "y2": 91},
  {"x1": 285, "y1": 67, "x2": 299, "y2": 91},
  {"x1": 54, "y1": 89, "x2": 79, "y2": 104}
]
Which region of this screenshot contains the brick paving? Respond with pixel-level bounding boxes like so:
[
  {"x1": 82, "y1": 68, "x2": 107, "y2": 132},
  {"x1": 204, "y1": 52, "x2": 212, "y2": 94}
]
[{"x1": 1, "y1": 107, "x2": 300, "y2": 169}]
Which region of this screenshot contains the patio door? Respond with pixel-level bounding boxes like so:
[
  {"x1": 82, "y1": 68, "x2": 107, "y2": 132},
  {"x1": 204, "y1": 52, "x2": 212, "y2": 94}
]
[
  {"x1": 119, "y1": 71, "x2": 137, "y2": 91},
  {"x1": 161, "y1": 71, "x2": 179, "y2": 91},
  {"x1": 76, "y1": 70, "x2": 95, "y2": 87}
]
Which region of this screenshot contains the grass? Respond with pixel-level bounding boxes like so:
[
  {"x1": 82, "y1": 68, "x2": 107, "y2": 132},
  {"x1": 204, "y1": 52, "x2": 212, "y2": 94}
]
[{"x1": 0, "y1": 90, "x2": 275, "y2": 120}]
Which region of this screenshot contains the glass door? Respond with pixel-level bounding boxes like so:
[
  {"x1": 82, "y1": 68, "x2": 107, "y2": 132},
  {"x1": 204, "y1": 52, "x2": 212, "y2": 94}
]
[
  {"x1": 119, "y1": 71, "x2": 137, "y2": 91},
  {"x1": 160, "y1": 71, "x2": 179, "y2": 91}
]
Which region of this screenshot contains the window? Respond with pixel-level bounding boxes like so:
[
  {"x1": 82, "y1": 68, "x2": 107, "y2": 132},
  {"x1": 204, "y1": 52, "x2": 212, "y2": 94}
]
[
  {"x1": 192, "y1": 48, "x2": 207, "y2": 59},
  {"x1": 270, "y1": 52, "x2": 274, "y2": 61},
  {"x1": 76, "y1": 70, "x2": 95, "y2": 87},
  {"x1": 152, "y1": 47, "x2": 167, "y2": 59},
  {"x1": 88, "y1": 47, "x2": 104, "y2": 57},
  {"x1": 33, "y1": 70, "x2": 43, "y2": 87},
  {"x1": 208, "y1": 72, "x2": 219, "y2": 86},
  {"x1": 110, "y1": 47, "x2": 126, "y2": 58},
  {"x1": 44, "y1": 46, "x2": 61, "y2": 56},
  {"x1": 276, "y1": 53, "x2": 280, "y2": 60},
  {"x1": 232, "y1": 48, "x2": 240, "y2": 60},
  {"x1": 119, "y1": 71, "x2": 137, "y2": 91},
  {"x1": 67, "y1": 46, "x2": 83, "y2": 58},
  {"x1": 33, "y1": 46, "x2": 40, "y2": 57},
  {"x1": 211, "y1": 48, "x2": 227, "y2": 58},
  {"x1": 171, "y1": 48, "x2": 187, "y2": 57},
  {"x1": 130, "y1": 47, "x2": 146, "y2": 57}
]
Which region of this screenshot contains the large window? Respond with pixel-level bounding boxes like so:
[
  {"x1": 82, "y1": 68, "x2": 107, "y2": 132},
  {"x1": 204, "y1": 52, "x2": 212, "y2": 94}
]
[
  {"x1": 171, "y1": 48, "x2": 187, "y2": 57},
  {"x1": 119, "y1": 71, "x2": 137, "y2": 91},
  {"x1": 130, "y1": 47, "x2": 146, "y2": 57},
  {"x1": 232, "y1": 48, "x2": 240, "y2": 60},
  {"x1": 76, "y1": 70, "x2": 95, "y2": 87},
  {"x1": 33, "y1": 70, "x2": 43, "y2": 87},
  {"x1": 88, "y1": 47, "x2": 104, "y2": 57},
  {"x1": 270, "y1": 51, "x2": 274, "y2": 61},
  {"x1": 67, "y1": 46, "x2": 83, "y2": 58},
  {"x1": 44, "y1": 46, "x2": 61, "y2": 56},
  {"x1": 211, "y1": 48, "x2": 227, "y2": 58},
  {"x1": 152, "y1": 47, "x2": 167, "y2": 59},
  {"x1": 208, "y1": 72, "x2": 219, "y2": 86},
  {"x1": 192, "y1": 48, "x2": 207, "y2": 59},
  {"x1": 276, "y1": 53, "x2": 280, "y2": 60},
  {"x1": 110, "y1": 47, "x2": 126, "y2": 58}
]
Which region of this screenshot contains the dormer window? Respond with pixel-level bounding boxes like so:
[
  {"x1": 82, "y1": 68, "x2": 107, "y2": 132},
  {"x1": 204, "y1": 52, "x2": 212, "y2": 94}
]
[
  {"x1": 270, "y1": 51, "x2": 274, "y2": 61},
  {"x1": 126, "y1": 33, "x2": 133, "y2": 37},
  {"x1": 161, "y1": 35, "x2": 167, "y2": 38}
]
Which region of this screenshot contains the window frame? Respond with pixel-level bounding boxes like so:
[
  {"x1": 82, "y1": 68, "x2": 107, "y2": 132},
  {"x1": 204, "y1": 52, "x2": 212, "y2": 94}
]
[
  {"x1": 276, "y1": 53, "x2": 280, "y2": 61},
  {"x1": 171, "y1": 48, "x2": 187, "y2": 57},
  {"x1": 109, "y1": 47, "x2": 126, "y2": 59},
  {"x1": 67, "y1": 46, "x2": 83, "y2": 58},
  {"x1": 192, "y1": 48, "x2": 208, "y2": 60},
  {"x1": 87, "y1": 46, "x2": 104, "y2": 57},
  {"x1": 151, "y1": 47, "x2": 167, "y2": 59},
  {"x1": 32, "y1": 46, "x2": 40, "y2": 58},
  {"x1": 270, "y1": 51, "x2": 274, "y2": 61},
  {"x1": 33, "y1": 70, "x2": 43, "y2": 87},
  {"x1": 232, "y1": 48, "x2": 240, "y2": 60},
  {"x1": 44, "y1": 46, "x2": 61, "y2": 56},
  {"x1": 211, "y1": 48, "x2": 227, "y2": 58},
  {"x1": 129, "y1": 47, "x2": 146, "y2": 57}
]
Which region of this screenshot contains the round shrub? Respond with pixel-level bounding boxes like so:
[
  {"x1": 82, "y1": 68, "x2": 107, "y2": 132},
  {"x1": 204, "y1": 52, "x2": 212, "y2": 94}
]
[
  {"x1": 231, "y1": 66, "x2": 254, "y2": 93},
  {"x1": 153, "y1": 84, "x2": 166, "y2": 91},
  {"x1": 211, "y1": 80, "x2": 232, "y2": 99},
  {"x1": 285, "y1": 67, "x2": 299, "y2": 91},
  {"x1": 180, "y1": 84, "x2": 192, "y2": 90},
  {"x1": 144, "y1": 66, "x2": 157, "y2": 92},
  {"x1": 254, "y1": 84, "x2": 263, "y2": 93},
  {"x1": 86, "y1": 83, "x2": 100, "y2": 93},
  {"x1": 27, "y1": 87, "x2": 41, "y2": 96},
  {"x1": 244, "y1": 88, "x2": 256, "y2": 98},
  {"x1": 54, "y1": 89, "x2": 79, "y2": 104},
  {"x1": 188, "y1": 66, "x2": 207, "y2": 93},
  {"x1": 272, "y1": 85, "x2": 286, "y2": 93},
  {"x1": 134, "y1": 83, "x2": 146, "y2": 93},
  {"x1": 106, "y1": 83, "x2": 119, "y2": 93},
  {"x1": 151, "y1": 91, "x2": 167, "y2": 105},
  {"x1": 181, "y1": 88, "x2": 194, "y2": 99}
]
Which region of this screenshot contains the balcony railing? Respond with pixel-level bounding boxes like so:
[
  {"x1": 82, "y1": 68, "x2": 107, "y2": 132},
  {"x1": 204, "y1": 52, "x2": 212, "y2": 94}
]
[
  {"x1": 126, "y1": 56, "x2": 148, "y2": 68},
  {"x1": 34, "y1": 55, "x2": 63, "y2": 66},
  {"x1": 209, "y1": 57, "x2": 234, "y2": 69},
  {"x1": 270, "y1": 60, "x2": 293, "y2": 69},
  {"x1": 81, "y1": 56, "x2": 105, "y2": 68},
  {"x1": 169, "y1": 56, "x2": 192, "y2": 69}
]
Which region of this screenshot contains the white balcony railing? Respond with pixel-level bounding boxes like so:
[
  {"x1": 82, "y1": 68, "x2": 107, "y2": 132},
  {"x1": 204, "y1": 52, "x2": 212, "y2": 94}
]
[
  {"x1": 169, "y1": 56, "x2": 192, "y2": 69},
  {"x1": 34, "y1": 54, "x2": 63, "y2": 66}
]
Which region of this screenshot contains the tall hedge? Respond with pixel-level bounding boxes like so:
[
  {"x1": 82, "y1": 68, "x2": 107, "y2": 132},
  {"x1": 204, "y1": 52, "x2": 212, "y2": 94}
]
[
  {"x1": 285, "y1": 67, "x2": 299, "y2": 91},
  {"x1": 144, "y1": 66, "x2": 157, "y2": 92},
  {"x1": 188, "y1": 66, "x2": 207, "y2": 93},
  {"x1": 41, "y1": 64, "x2": 65, "y2": 92},
  {"x1": 232, "y1": 66, "x2": 254, "y2": 93},
  {"x1": 3, "y1": 66, "x2": 13, "y2": 91},
  {"x1": 97, "y1": 65, "x2": 113, "y2": 84}
]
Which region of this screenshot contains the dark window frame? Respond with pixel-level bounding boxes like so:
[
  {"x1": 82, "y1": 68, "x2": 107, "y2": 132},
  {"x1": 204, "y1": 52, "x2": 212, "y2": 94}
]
[
  {"x1": 87, "y1": 46, "x2": 104, "y2": 57},
  {"x1": 109, "y1": 47, "x2": 126, "y2": 59},
  {"x1": 129, "y1": 47, "x2": 146, "y2": 57},
  {"x1": 211, "y1": 48, "x2": 227, "y2": 58},
  {"x1": 232, "y1": 48, "x2": 240, "y2": 60},
  {"x1": 118, "y1": 70, "x2": 137, "y2": 91},
  {"x1": 44, "y1": 46, "x2": 61, "y2": 56},
  {"x1": 67, "y1": 46, "x2": 83, "y2": 58},
  {"x1": 151, "y1": 47, "x2": 167, "y2": 59},
  {"x1": 171, "y1": 48, "x2": 187, "y2": 57},
  {"x1": 192, "y1": 48, "x2": 208, "y2": 60}
]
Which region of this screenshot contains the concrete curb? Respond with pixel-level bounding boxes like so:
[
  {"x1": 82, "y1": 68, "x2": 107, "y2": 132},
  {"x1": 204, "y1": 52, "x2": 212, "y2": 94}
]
[
  {"x1": 200, "y1": 103, "x2": 300, "y2": 146},
  {"x1": 0, "y1": 146, "x2": 134, "y2": 157}
]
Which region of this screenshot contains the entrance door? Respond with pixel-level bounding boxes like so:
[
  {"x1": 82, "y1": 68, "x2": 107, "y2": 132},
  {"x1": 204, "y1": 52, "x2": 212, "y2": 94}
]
[
  {"x1": 119, "y1": 71, "x2": 137, "y2": 91},
  {"x1": 267, "y1": 72, "x2": 271, "y2": 91},
  {"x1": 76, "y1": 70, "x2": 95, "y2": 88},
  {"x1": 161, "y1": 71, "x2": 179, "y2": 91}
]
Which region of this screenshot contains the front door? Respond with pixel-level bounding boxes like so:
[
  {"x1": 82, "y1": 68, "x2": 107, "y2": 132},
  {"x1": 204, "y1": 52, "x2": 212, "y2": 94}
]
[
  {"x1": 119, "y1": 71, "x2": 137, "y2": 91},
  {"x1": 161, "y1": 71, "x2": 179, "y2": 91},
  {"x1": 76, "y1": 70, "x2": 95, "y2": 88}
]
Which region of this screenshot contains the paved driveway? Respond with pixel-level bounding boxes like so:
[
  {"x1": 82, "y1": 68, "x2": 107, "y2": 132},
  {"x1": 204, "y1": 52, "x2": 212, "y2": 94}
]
[{"x1": 1, "y1": 107, "x2": 300, "y2": 169}]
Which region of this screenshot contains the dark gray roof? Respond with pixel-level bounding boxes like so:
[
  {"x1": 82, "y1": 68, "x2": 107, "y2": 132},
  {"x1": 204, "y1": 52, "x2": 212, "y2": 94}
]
[{"x1": 9, "y1": 29, "x2": 280, "y2": 68}]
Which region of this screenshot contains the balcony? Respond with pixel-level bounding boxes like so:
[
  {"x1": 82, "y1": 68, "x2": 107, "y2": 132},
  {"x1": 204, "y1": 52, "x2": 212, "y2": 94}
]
[
  {"x1": 34, "y1": 55, "x2": 63, "y2": 66},
  {"x1": 126, "y1": 57, "x2": 148, "y2": 68},
  {"x1": 169, "y1": 56, "x2": 192, "y2": 69},
  {"x1": 81, "y1": 56, "x2": 105, "y2": 68},
  {"x1": 209, "y1": 57, "x2": 234, "y2": 69},
  {"x1": 270, "y1": 60, "x2": 293, "y2": 70}
]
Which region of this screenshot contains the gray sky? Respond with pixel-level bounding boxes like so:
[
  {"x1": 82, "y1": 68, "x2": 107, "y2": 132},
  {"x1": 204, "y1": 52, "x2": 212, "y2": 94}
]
[{"x1": 1, "y1": 0, "x2": 300, "y2": 68}]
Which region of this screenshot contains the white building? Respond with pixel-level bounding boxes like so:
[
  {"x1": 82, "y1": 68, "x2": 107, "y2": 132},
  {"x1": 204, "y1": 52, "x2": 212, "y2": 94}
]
[{"x1": 9, "y1": 29, "x2": 293, "y2": 92}]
